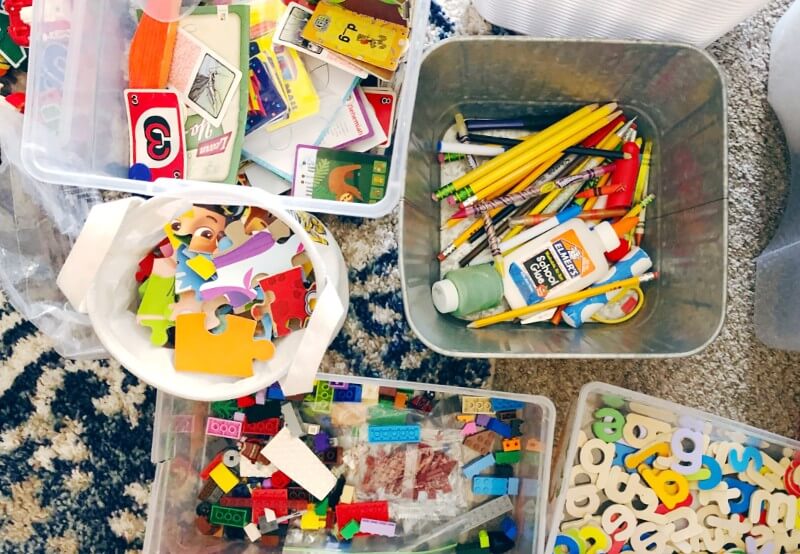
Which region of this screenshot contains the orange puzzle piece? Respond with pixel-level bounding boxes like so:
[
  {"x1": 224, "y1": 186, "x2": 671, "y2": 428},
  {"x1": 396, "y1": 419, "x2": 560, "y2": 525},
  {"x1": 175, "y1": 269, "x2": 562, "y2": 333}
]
[{"x1": 174, "y1": 313, "x2": 275, "y2": 378}]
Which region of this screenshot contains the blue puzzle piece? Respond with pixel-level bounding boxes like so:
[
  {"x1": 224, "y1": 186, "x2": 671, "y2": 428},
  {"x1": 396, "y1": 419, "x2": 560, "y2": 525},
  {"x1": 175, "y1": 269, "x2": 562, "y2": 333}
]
[
  {"x1": 367, "y1": 425, "x2": 420, "y2": 444},
  {"x1": 473, "y1": 476, "x2": 508, "y2": 496}
]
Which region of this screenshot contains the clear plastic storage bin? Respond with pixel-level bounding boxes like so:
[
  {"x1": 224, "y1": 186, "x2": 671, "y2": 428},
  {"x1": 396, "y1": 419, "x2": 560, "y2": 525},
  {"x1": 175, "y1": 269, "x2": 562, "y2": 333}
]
[
  {"x1": 20, "y1": 0, "x2": 430, "y2": 218},
  {"x1": 400, "y1": 37, "x2": 728, "y2": 358},
  {"x1": 546, "y1": 382, "x2": 800, "y2": 553},
  {"x1": 144, "y1": 374, "x2": 555, "y2": 553}
]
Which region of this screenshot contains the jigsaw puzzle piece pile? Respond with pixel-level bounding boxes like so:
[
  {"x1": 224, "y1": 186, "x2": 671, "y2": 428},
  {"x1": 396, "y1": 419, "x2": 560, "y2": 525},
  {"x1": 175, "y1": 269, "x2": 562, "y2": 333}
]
[
  {"x1": 135, "y1": 204, "x2": 316, "y2": 379},
  {"x1": 185, "y1": 379, "x2": 542, "y2": 551}
]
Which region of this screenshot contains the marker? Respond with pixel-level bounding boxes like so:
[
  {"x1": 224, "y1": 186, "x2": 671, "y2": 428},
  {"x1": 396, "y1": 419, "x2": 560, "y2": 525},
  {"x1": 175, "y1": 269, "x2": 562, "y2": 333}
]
[
  {"x1": 468, "y1": 272, "x2": 660, "y2": 329},
  {"x1": 469, "y1": 205, "x2": 582, "y2": 266},
  {"x1": 561, "y1": 247, "x2": 653, "y2": 328}
]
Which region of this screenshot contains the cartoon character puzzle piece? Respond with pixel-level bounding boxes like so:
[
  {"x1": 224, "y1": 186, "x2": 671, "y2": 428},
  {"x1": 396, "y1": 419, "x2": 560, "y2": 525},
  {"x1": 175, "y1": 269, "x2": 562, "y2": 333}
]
[
  {"x1": 329, "y1": 164, "x2": 363, "y2": 202},
  {"x1": 174, "y1": 313, "x2": 275, "y2": 378},
  {"x1": 137, "y1": 257, "x2": 178, "y2": 346},
  {"x1": 253, "y1": 266, "x2": 313, "y2": 338},
  {"x1": 200, "y1": 231, "x2": 305, "y2": 307}
]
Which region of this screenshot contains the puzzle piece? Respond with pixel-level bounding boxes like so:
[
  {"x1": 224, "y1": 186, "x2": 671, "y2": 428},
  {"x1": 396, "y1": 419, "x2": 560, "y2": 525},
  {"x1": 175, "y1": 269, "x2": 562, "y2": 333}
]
[
  {"x1": 201, "y1": 296, "x2": 231, "y2": 331},
  {"x1": 174, "y1": 313, "x2": 275, "y2": 378},
  {"x1": 137, "y1": 258, "x2": 177, "y2": 346},
  {"x1": 200, "y1": 231, "x2": 305, "y2": 307},
  {"x1": 169, "y1": 291, "x2": 203, "y2": 321},
  {"x1": 216, "y1": 219, "x2": 250, "y2": 253},
  {"x1": 255, "y1": 267, "x2": 313, "y2": 338},
  {"x1": 175, "y1": 245, "x2": 210, "y2": 297},
  {"x1": 187, "y1": 255, "x2": 216, "y2": 280}
]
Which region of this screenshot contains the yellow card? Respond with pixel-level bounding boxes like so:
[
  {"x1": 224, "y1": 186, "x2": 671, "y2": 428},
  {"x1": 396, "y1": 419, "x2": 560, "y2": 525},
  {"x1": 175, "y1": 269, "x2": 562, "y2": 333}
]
[
  {"x1": 301, "y1": 2, "x2": 409, "y2": 71},
  {"x1": 250, "y1": 1, "x2": 320, "y2": 131}
]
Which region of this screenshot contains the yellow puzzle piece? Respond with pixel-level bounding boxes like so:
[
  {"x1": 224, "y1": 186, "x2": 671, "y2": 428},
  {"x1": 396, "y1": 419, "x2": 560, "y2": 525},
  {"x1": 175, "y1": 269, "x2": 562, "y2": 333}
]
[{"x1": 174, "y1": 313, "x2": 275, "y2": 378}]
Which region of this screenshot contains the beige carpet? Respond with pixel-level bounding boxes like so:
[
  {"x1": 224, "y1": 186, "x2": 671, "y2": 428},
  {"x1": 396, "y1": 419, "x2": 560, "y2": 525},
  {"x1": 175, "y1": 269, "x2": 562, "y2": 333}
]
[{"x1": 491, "y1": 0, "x2": 800, "y2": 441}]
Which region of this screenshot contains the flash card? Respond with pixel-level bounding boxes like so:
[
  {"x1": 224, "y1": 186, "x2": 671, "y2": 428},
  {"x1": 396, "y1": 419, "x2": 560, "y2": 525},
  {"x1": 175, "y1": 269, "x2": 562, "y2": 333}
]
[
  {"x1": 168, "y1": 29, "x2": 243, "y2": 128},
  {"x1": 125, "y1": 89, "x2": 186, "y2": 180},
  {"x1": 362, "y1": 87, "x2": 396, "y2": 148}
]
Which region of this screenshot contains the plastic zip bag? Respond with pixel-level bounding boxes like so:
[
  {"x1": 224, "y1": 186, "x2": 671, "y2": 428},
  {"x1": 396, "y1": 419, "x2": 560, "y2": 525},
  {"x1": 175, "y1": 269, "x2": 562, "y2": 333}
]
[{"x1": 0, "y1": 104, "x2": 105, "y2": 358}]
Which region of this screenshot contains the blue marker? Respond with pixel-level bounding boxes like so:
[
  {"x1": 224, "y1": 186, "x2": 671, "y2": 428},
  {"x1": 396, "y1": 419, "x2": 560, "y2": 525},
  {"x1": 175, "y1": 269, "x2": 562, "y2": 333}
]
[{"x1": 562, "y1": 247, "x2": 653, "y2": 328}]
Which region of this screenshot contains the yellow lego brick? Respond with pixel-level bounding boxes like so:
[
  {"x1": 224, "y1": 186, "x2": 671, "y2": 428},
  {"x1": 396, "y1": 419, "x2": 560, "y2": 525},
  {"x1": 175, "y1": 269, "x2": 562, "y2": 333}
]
[
  {"x1": 209, "y1": 463, "x2": 239, "y2": 493},
  {"x1": 300, "y1": 503, "x2": 327, "y2": 530}
]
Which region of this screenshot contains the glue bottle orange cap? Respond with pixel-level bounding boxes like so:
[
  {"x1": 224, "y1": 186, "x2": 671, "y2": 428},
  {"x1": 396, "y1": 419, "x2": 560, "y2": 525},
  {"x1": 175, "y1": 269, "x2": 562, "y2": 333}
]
[{"x1": 611, "y1": 217, "x2": 639, "y2": 237}]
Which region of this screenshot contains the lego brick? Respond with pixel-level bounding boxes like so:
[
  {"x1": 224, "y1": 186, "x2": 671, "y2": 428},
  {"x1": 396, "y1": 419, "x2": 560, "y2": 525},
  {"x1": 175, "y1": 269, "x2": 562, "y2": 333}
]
[
  {"x1": 525, "y1": 438, "x2": 544, "y2": 452},
  {"x1": 340, "y1": 485, "x2": 355, "y2": 504},
  {"x1": 333, "y1": 384, "x2": 362, "y2": 403},
  {"x1": 402, "y1": 496, "x2": 514, "y2": 552},
  {"x1": 495, "y1": 451, "x2": 521, "y2": 465},
  {"x1": 258, "y1": 516, "x2": 278, "y2": 534},
  {"x1": 500, "y1": 516, "x2": 517, "y2": 541},
  {"x1": 222, "y1": 449, "x2": 240, "y2": 468},
  {"x1": 463, "y1": 430, "x2": 497, "y2": 455},
  {"x1": 251, "y1": 488, "x2": 288, "y2": 521},
  {"x1": 242, "y1": 417, "x2": 281, "y2": 437},
  {"x1": 394, "y1": 392, "x2": 408, "y2": 409},
  {"x1": 409, "y1": 393, "x2": 434, "y2": 413},
  {"x1": 260, "y1": 427, "x2": 337, "y2": 501},
  {"x1": 318, "y1": 446, "x2": 343, "y2": 467},
  {"x1": 509, "y1": 419, "x2": 524, "y2": 438},
  {"x1": 335, "y1": 501, "x2": 389, "y2": 533},
  {"x1": 496, "y1": 410, "x2": 517, "y2": 421},
  {"x1": 494, "y1": 464, "x2": 514, "y2": 478},
  {"x1": 200, "y1": 452, "x2": 225, "y2": 480},
  {"x1": 328, "y1": 381, "x2": 349, "y2": 389},
  {"x1": 271, "y1": 470, "x2": 291, "y2": 488},
  {"x1": 287, "y1": 487, "x2": 311, "y2": 511},
  {"x1": 463, "y1": 453, "x2": 496, "y2": 480},
  {"x1": 340, "y1": 518, "x2": 360, "y2": 540},
  {"x1": 314, "y1": 498, "x2": 329, "y2": 516},
  {"x1": 209, "y1": 463, "x2": 239, "y2": 493},
  {"x1": 479, "y1": 529, "x2": 490, "y2": 548},
  {"x1": 300, "y1": 504, "x2": 327, "y2": 530},
  {"x1": 360, "y1": 518, "x2": 396, "y2": 537},
  {"x1": 472, "y1": 476, "x2": 509, "y2": 496},
  {"x1": 486, "y1": 418, "x2": 513, "y2": 439},
  {"x1": 312, "y1": 381, "x2": 334, "y2": 413},
  {"x1": 206, "y1": 417, "x2": 242, "y2": 440},
  {"x1": 267, "y1": 383, "x2": 285, "y2": 400},
  {"x1": 244, "y1": 401, "x2": 281, "y2": 422},
  {"x1": 506, "y1": 477, "x2": 519, "y2": 495},
  {"x1": 379, "y1": 386, "x2": 397, "y2": 398},
  {"x1": 491, "y1": 398, "x2": 525, "y2": 411},
  {"x1": 210, "y1": 505, "x2": 250, "y2": 528},
  {"x1": 461, "y1": 396, "x2": 494, "y2": 415},
  {"x1": 367, "y1": 424, "x2": 421, "y2": 444},
  {"x1": 475, "y1": 414, "x2": 491, "y2": 427},
  {"x1": 238, "y1": 396, "x2": 256, "y2": 408},
  {"x1": 197, "y1": 479, "x2": 222, "y2": 502},
  {"x1": 502, "y1": 438, "x2": 521, "y2": 452},
  {"x1": 220, "y1": 496, "x2": 253, "y2": 509},
  {"x1": 244, "y1": 522, "x2": 261, "y2": 542},
  {"x1": 281, "y1": 402, "x2": 306, "y2": 437}
]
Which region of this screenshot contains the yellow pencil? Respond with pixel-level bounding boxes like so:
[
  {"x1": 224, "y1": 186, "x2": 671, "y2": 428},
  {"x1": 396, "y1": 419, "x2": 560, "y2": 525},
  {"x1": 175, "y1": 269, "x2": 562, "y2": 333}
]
[
  {"x1": 432, "y1": 103, "x2": 600, "y2": 200},
  {"x1": 456, "y1": 104, "x2": 619, "y2": 202},
  {"x1": 468, "y1": 272, "x2": 660, "y2": 329}
]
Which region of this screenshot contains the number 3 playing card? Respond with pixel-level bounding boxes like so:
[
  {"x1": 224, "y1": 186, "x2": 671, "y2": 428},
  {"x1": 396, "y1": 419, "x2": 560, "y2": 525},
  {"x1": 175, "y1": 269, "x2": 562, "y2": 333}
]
[{"x1": 125, "y1": 89, "x2": 187, "y2": 180}]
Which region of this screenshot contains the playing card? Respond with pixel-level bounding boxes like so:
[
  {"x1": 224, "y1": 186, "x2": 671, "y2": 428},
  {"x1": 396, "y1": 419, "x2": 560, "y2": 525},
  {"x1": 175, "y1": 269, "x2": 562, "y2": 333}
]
[
  {"x1": 125, "y1": 89, "x2": 187, "y2": 180},
  {"x1": 168, "y1": 29, "x2": 243, "y2": 128},
  {"x1": 362, "y1": 87, "x2": 396, "y2": 148}
]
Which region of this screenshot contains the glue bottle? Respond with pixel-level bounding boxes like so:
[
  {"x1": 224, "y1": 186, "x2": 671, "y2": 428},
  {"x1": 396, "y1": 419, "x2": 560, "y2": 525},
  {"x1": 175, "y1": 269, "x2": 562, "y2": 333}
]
[
  {"x1": 503, "y1": 218, "x2": 631, "y2": 313},
  {"x1": 432, "y1": 264, "x2": 504, "y2": 317}
]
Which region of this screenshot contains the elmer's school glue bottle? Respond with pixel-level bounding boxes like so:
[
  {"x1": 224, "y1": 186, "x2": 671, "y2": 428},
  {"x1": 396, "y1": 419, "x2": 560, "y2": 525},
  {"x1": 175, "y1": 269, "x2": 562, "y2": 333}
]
[{"x1": 502, "y1": 218, "x2": 626, "y2": 322}]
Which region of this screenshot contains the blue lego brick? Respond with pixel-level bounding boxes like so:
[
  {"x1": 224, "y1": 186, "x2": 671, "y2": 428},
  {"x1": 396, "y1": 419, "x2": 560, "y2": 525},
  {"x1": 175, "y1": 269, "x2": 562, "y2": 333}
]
[
  {"x1": 267, "y1": 383, "x2": 285, "y2": 400},
  {"x1": 333, "y1": 384, "x2": 362, "y2": 403},
  {"x1": 506, "y1": 477, "x2": 519, "y2": 496},
  {"x1": 463, "y1": 453, "x2": 496, "y2": 479},
  {"x1": 491, "y1": 398, "x2": 525, "y2": 411},
  {"x1": 473, "y1": 476, "x2": 508, "y2": 496},
  {"x1": 500, "y1": 516, "x2": 518, "y2": 541},
  {"x1": 487, "y1": 418, "x2": 513, "y2": 438},
  {"x1": 367, "y1": 424, "x2": 420, "y2": 444}
]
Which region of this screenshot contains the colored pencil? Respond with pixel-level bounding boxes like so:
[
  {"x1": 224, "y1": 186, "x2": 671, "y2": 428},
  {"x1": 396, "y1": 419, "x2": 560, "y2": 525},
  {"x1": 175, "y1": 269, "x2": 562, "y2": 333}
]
[
  {"x1": 509, "y1": 209, "x2": 629, "y2": 226},
  {"x1": 431, "y1": 103, "x2": 601, "y2": 200},
  {"x1": 468, "y1": 273, "x2": 660, "y2": 329},
  {"x1": 465, "y1": 134, "x2": 630, "y2": 160},
  {"x1": 635, "y1": 141, "x2": 653, "y2": 246}
]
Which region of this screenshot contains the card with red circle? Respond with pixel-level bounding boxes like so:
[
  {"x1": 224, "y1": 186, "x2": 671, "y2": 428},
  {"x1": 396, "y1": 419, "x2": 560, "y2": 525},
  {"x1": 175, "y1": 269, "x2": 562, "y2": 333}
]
[{"x1": 125, "y1": 89, "x2": 187, "y2": 180}]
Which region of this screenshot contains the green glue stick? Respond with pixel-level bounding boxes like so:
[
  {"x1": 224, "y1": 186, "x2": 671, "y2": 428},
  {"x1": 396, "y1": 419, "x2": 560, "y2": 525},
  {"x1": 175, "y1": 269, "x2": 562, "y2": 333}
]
[{"x1": 432, "y1": 264, "x2": 504, "y2": 317}]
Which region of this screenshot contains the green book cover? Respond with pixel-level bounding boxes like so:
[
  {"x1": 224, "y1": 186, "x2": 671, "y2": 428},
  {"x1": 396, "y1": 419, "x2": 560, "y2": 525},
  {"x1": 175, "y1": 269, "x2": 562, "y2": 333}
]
[{"x1": 293, "y1": 145, "x2": 390, "y2": 204}]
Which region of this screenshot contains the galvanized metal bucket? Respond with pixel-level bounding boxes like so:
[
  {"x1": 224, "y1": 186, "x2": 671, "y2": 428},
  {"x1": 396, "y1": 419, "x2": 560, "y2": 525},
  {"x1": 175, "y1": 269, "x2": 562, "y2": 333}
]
[{"x1": 400, "y1": 37, "x2": 728, "y2": 358}]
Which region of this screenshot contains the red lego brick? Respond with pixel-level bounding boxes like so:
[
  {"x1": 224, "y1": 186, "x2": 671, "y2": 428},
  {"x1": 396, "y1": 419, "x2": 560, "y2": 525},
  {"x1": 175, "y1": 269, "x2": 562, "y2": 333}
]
[
  {"x1": 251, "y1": 488, "x2": 288, "y2": 522},
  {"x1": 220, "y1": 496, "x2": 253, "y2": 509},
  {"x1": 200, "y1": 452, "x2": 224, "y2": 480},
  {"x1": 271, "y1": 470, "x2": 291, "y2": 489},
  {"x1": 242, "y1": 417, "x2": 281, "y2": 436},
  {"x1": 335, "y1": 501, "x2": 389, "y2": 537},
  {"x1": 238, "y1": 396, "x2": 256, "y2": 408}
]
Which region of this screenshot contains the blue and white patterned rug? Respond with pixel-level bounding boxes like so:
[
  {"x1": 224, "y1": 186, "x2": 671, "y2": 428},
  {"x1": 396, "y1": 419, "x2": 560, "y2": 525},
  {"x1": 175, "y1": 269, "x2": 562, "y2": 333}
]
[{"x1": 0, "y1": 4, "x2": 493, "y2": 551}]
